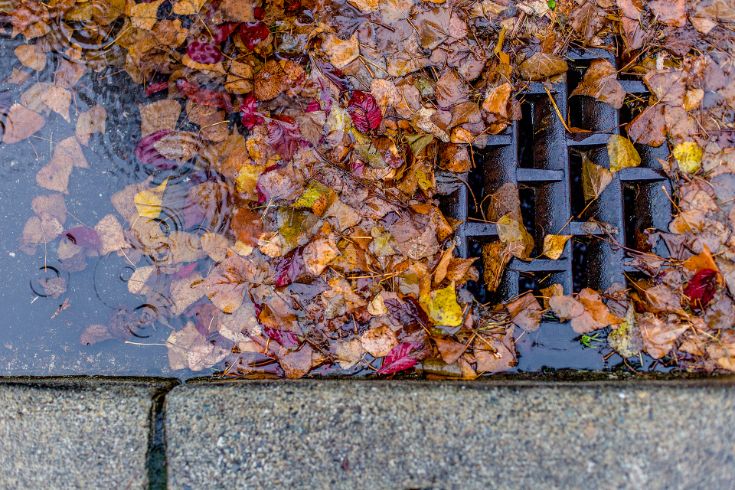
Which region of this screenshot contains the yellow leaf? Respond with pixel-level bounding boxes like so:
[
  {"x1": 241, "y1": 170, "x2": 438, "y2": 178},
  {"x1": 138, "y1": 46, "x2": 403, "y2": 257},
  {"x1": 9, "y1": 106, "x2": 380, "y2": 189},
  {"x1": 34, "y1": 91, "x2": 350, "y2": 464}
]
[
  {"x1": 420, "y1": 283, "x2": 464, "y2": 327},
  {"x1": 134, "y1": 179, "x2": 168, "y2": 219},
  {"x1": 581, "y1": 156, "x2": 612, "y2": 202},
  {"x1": 131, "y1": 0, "x2": 164, "y2": 31},
  {"x1": 496, "y1": 214, "x2": 534, "y2": 260},
  {"x1": 607, "y1": 135, "x2": 641, "y2": 172},
  {"x1": 673, "y1": 141, "x2": 703, "y2": 174},
  {"x1": 542, "y1": 234, "x2": 571, "y2": 260},
  {"x1": 171, "y1": 0, "x2": 207, "y2": 15}
]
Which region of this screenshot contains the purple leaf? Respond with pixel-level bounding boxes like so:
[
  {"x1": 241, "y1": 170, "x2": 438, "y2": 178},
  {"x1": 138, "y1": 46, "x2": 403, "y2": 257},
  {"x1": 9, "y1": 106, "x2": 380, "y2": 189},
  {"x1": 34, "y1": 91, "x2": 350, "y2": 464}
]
[
  {"x1": 65, "y1": 226, "x2": 101, "y2": 251},
  {"x1": 266, "y1": 117, "x2": 303, "y2": 161},
  {"x1": 347, "y1": 90, "x2": 382, "y2": 133}
]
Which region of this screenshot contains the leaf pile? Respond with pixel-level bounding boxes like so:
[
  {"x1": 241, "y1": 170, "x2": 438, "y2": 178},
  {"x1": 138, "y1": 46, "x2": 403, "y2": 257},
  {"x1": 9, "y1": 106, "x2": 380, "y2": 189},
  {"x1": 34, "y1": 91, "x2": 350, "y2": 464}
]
[{"x1": 5, "y1": 0, "x2": 735, "y2": 376}]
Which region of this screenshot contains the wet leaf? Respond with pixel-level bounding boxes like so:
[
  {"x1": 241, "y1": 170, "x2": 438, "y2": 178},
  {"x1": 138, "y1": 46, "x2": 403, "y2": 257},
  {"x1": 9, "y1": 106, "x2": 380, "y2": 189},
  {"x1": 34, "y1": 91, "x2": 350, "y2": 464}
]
[
  {"x1": 673, "y1": 141, "x2": 703, "y2": 174},
  {"x1": 420, "y1": 283, "x2": 464, "y2": 327},
  {"x1": 360, "y1": 324, "x2": 399, "y2": 357},
  {"x1": 76, "y1": 105, "x2": 107, "y2": 146},
  {"x1": 347, "y1": 91, "x2": 382, "y2": 133},
  {"x1": 36, "y1": 137, "x2": 88, "y2": 194},
  {"x1": 496, "y1": 214, "x2": 534, "y2": 260},
  {"x1": 134, "y1": 179, "x2": 168, "y2": 219},
  {"x1": 607, "y1": 135, "x2": 641, "y2": 172},
  {"x1": 542, "y1": 234, "x2": 571, "y2": 260},
  {"x1": 377, "y1": 342, "x2": 422, "y2": 375},
  {"x1": 684, "y1": 269, "x2": 719, "y2": 309},
  {"x1": 131, "y1": 0, "x2": 164, "y2": 31},
  {"x1": 518, "y1": 53, "x2": 568, "y2": 81},
  {"x1": 15, "y1": 44, "x2": 45, "y2": 71},
  {"x1": 639, "y1": 313, "x2": 687, "y2": 359},
  {"x1": 506, "y1": 292, "x2": 543, "y2": 332},
  {"x1": 3, "y1": 104, "x2": 44, "y2": 144},
  {"x1": 139, "y1": 100, "x2": 182, "y2": 137},
  {"x1": 94, "y1": 214, "x2": 128, "y2": 255},
  {"x1": 581, "y1": 156, "x2": 612, "y2": 201},
  {"x1": 570, "y1": 59, "x2": 625, "y2": 109},
  {"x1": 323, "y1": 33, "x2": 360, "y2": 69}
]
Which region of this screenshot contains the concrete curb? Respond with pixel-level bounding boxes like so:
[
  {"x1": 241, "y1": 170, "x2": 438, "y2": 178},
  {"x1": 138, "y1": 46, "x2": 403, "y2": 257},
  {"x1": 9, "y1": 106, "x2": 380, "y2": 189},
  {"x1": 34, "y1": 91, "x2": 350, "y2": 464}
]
[{"x1": 165, "y1": 380, "x2": 735, "y2": 489}]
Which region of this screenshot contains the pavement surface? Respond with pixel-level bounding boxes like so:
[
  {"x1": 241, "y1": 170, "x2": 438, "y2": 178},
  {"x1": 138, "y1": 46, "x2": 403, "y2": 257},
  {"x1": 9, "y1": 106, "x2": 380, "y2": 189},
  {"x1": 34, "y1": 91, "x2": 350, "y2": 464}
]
[
  {"x1": 1, "y1": 378, "x2": 734, "y2": 489},
  {"x1": 0, "y1": 378, "x2": 174, "y2": 490},
  {"x1": 165, "y1": 379, "x2": 735, "y2": 490}
]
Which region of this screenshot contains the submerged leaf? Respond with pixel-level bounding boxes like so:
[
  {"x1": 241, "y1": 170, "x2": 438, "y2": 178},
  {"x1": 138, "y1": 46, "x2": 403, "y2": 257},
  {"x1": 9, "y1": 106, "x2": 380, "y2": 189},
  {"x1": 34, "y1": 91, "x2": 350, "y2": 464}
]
[{"x1": 134, "y1": 179, "x2": 169, "y2": 219}]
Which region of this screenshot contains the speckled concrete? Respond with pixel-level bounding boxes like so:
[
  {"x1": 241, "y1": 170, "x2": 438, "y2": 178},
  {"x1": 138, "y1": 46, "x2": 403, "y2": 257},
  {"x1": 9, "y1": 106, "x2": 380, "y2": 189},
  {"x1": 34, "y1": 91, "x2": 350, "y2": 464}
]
[
  {"x1": 165, "y1": 380, "x2": 735, "y2": 490},
  {"x1": 0, "y1": 378, "x2": 172, "y2": 489}
]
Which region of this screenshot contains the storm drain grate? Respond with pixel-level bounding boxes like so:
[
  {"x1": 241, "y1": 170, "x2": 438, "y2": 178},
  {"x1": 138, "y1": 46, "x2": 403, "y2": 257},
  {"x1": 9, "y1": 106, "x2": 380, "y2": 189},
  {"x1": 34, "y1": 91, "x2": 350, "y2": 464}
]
[{"x1": 441, "y1": 48, "x2": 674, "y2": 369}]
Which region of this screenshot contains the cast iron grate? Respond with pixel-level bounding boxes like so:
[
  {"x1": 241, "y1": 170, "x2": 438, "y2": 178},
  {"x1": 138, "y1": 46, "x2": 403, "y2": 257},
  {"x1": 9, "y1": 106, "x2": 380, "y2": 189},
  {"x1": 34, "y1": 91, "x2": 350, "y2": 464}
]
[{"x1": 441, "y1": 48, "x2": 674, "y2": 370}]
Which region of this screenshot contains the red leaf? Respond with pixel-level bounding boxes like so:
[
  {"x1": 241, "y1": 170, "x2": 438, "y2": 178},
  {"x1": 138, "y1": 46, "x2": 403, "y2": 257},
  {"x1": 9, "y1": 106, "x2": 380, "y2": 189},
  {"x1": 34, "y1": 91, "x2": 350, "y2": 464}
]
[
  {"x1": 187, "y1": 41, "x2": 223, "y2": 64},
  {"x1": 263, "y1": 327, "x2": 301, "y2": 349},
  {"x1": 176, "y1": 79, "x2": 232, "y2": 111},
  {"x1": 266, "y1": 117, "x2": 303, "y2": 161},
  {"x1": 238, "y1": 22, "x2": 270, "y2": 50},
  {"x1": 240, "y1": 94, "x2": 265, "y2": 129},
  {"x1": 135, "y1": 130, "x2": 178, "y2": 169},
  {"x1": 212, "y1": 22, "x2": 239, "y2": 44},
  {"x1": 377, "y1": 342, "x2": 422, "y2": 375},
  {"x1": 347, "y1": 90, "x2": 382, "y2": 133},
  {"x1": 684, "y1": 268, "x2": 719, "y2": 308},
  {"x1": 145, "y1": 81, "x2": 169, "y2": 97}
]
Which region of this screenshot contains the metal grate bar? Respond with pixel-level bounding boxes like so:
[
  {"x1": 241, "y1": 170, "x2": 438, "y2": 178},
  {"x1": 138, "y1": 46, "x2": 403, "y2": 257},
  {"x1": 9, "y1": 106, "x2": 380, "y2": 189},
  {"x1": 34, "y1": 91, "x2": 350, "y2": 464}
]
[{"x1": 448, "y1": 49, "x2": 673, "y2": 301}]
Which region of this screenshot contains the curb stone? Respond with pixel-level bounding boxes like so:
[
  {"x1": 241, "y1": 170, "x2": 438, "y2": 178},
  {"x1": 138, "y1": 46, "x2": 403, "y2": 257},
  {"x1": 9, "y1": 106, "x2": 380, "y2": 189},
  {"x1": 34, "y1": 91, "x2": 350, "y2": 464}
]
[
  {"x1": 165, "y1": 380, "x2": 735, "y2": 489},
  {"x1": 0, "y1": 378, "x2": 176, "y2": 489}
]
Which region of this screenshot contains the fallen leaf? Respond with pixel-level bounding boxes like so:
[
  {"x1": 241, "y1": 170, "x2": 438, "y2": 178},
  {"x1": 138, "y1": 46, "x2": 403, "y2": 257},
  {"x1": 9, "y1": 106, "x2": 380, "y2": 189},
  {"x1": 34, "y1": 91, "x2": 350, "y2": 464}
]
[
  {"x1": 134, "y1": 179, "x2": 168, "y2": 219},
  {"x1": 570, "y1": 59, "x2": 625, "y2": 109},
  {"x1": 639, "y1": 313, "x2": 687, "y2": 359},
  {"x1": 76, "y1": 105, "x2": 107, "y2": 146},
  {"x1": 36, "y1": 137, "x2": 88, "y2": 193},
  {"x1": 377, "y1": 342, "x2": 422, "y2": 375},
  {"x1": 496, "y1": 213, "x2": 534, "y2": 259},
  {"x1": 131, "y1": 0, "x2": 164, "y2": 30},
  {"x1": 360, "y1": 324, "x2": 399, "y2": 357},
  {"x1": 581, "y1": 156, "x2": 612, "y2": 201},
  {"x1": 323, "y1": 32, "x2": 360, "y2": 69},
  {"x1": 139, "y1": 99, "x2": 182, "y2": 137},
  {"x1": 15, "y1": 44, "x2": 46, "y2": 71},
  {"x1": 607, "y1": 135, "x2": 641, "y2": 172},
  {"x1": 420, "y1": 283, "x2": 464, "y2": 327},
  {"x1": 3, "y1": 104, "x2": 45, "y2": 144},
  {"x1": 506, "y1": 292, "x2": 543, "y2": 332},
  {"x1": 434, "y1": 337, "x2": 467, "y2": 364},
  {"x1": 542, "y1": 234, "x2": 571, "y2": 260},
  {"x1": 673, "y1": 141, "x2": 703, "y2": 174},
  {"x1": 95, "y1": 214, "x2": 128, "y2": 255},
  {"x1": 518, "y1": 52, "x2": 568, "y2": 81}
]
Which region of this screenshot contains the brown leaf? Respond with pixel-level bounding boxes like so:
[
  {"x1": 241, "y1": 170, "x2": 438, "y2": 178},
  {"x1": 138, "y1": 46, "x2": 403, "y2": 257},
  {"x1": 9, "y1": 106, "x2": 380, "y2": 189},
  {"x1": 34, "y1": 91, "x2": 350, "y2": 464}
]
[
  {"x1": 3, "y1": 104, "x2": 45, "y2": 144},
  {"x1": 627, "y1": 104, "x2": 666, "y2": 147},
  {"x1": 76, "y1": 105, "x2": 107, "y2": 146},
  {"x1": 434, "y1": 337, "x2": 467, "y2": 364},
  {"x1": 80, "y1": 324, "x2": 114, "y2": 346},
  {"x1": 360, "y1": 324, "x2": 399, "y2": 357},
  {"x1": 542, "y1": 234, "x2": 571, "y2": 260},
  {"x1": 639, "y1": 313, "x2": 687, "y2": 359},
  {"x1": 481, "y1": 241, "x2": 512, "y2": 293},
  {"x1": 506, "y1": 292, "x2": 543, "y2": 332},
  {"x1": 15, "y1": 44, "x2": 46, "y2": 71},
  {"x1": 518, "y1": 53, "x2": 568, "y2": 81},
  {"x1": 644, "y1": 284, "x2": 685, "y2": 315},
  {"x1": 95, "y1": 214, "x2": 129, "y2": 255},
  {"x1": 139, "y1": 99, "x2": 182, "y2": 137},
  {"x1": 482, "y1": 82, "x2": 512, "y2": 119},
  {"x1": 649, "y1": 0, "x2": 687, "y2": 27},
  {"x1": 581, "y1": 155, "x2": 612, "y2": 202},
  {"x1": 36, "y1": 137, "x2": 88, "y2": 193},
  {"x1": 279, "y1": 344, "x2": 314, "y2": 379},
  {"x1": 571, "y1": 59, "x2": 625, "y2": 109},
  {"x1": 323, "y1": 32, "x2": 360, "y2": 69}
]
